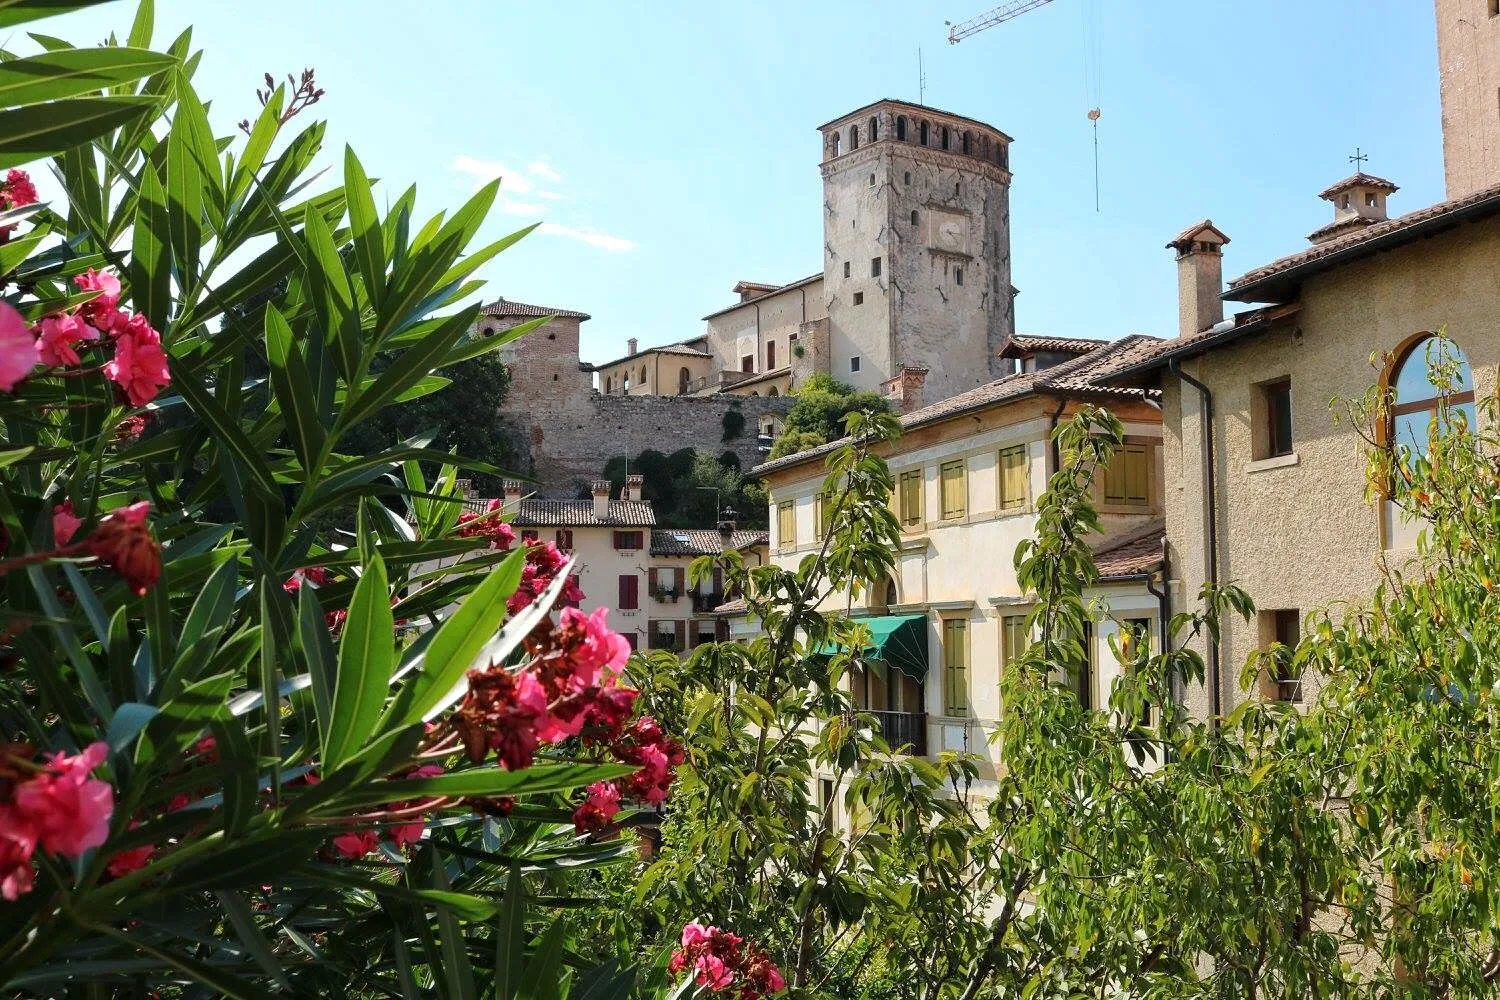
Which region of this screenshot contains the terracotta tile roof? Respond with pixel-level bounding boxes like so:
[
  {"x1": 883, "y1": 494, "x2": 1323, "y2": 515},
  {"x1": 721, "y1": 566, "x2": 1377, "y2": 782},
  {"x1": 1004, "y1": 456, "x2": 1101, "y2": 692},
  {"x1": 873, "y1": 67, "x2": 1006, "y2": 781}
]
[
  {"x1": 999, "y1": 334, "x2": 1109, "y2": 358},
  {"x1": 753, "y1": 335, "x2": 1163, "y2": 476},
  {"x1": 1090, "y1": 303, "x2": 1301, "y2": 386},
  {"x1": 650, "y1": 528, "x2": 768, "y2": 556},
  {"x1": 1167, "y1": 219, "x2": 1231, "y2": 250},
  {"x1": 1226, "y1": 180, "x2": 1500, "y2": 302},
  {"x1": 508, "y1": 499, "x2": 656, "y2": 528},
  {"x1": 591, "y1": 341, "x2": 712, "y2": 370},
  {"x1": 1317, "y1": 172, "x2": 1399, "y2": 200},
  {"x1": 1306, "y1": 215, "x2": 1378, "y2": 243},
  {"x1": 1092, "y1": 520, "x2": 1165, "y2": 579},
  {"x1": 479, "y1": 298, "x2": 590, "y2": 320},
  {"x1": 703, "y1": 273, "x2": 822, "y2": 320},
  {"x1": 721, "y1": 365, "x2": 791, "y2": 390},
  {"x1": 708, "y1": 596, "x2": 747, "y2": 616}
]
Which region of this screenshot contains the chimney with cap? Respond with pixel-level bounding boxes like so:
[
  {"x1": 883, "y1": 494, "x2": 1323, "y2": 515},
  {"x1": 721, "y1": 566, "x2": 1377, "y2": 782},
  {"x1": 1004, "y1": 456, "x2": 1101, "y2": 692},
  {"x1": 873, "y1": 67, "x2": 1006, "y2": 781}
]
[
  {"x1": 591, "y1": 479, "x2": 610, "y2": 520},
  {"x1": 1166, "y1": 220, "x2": 1230, "y2": 338},
  {"x1": 502, "y1": 479, "x2": 526, "y2": 506},
  {"x1": 1307, "y1": 172, "x2": 1398, "y2": 244},
  {"x1": 880, "y1": 366, "x2": 929, "y2": 415},
  {"x1": 624, "y1": 474, "x2": 644, "y2": 502}
]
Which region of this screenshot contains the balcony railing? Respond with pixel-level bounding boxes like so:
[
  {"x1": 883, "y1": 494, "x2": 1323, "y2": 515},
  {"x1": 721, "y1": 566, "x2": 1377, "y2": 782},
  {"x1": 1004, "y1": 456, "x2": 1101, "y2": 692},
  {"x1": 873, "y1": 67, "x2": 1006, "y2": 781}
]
[
  {"x1": 691, "y1": 591, "x2": 726, "y2": 614},
  {"x1": 853, "y1": 710, "x2": 928, "y2": 756}
]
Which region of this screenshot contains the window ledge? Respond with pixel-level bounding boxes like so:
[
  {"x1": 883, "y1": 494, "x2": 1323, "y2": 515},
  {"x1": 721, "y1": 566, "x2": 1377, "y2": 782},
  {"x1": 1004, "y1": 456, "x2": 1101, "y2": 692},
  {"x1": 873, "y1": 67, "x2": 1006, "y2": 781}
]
[
  {"x1": 898, "y1": 534, "x2": 930, "y2": 552},
  {"x1": 1247, "y1": 452, "x2": 1300, "y2": 473}
]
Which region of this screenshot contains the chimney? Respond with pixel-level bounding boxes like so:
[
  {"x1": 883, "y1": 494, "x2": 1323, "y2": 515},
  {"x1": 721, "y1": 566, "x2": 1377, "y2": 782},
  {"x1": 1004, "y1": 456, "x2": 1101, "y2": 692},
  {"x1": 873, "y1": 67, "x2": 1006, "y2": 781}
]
[
  {"x1": 1166, "y1": 221, "x2": 1230, "y2": 338},
  {"x1": 591, "y1": 479, "x2": 610, "y2": 519},
  {"x1": 1308, "y1": 172, "x2": 1398, "y2": 244},
  {"x1": 502, "y1": 479, "x2": 526, "y2": 506},
  {"x1": 626, "y1": 337, "x2": 638, "y2": 356},
  {"x1": 624, "y1": 474, "x2": 644, "y2": 502},
  {"x1": 880, "y1": 366, "x2": 929, "y2": 415}
]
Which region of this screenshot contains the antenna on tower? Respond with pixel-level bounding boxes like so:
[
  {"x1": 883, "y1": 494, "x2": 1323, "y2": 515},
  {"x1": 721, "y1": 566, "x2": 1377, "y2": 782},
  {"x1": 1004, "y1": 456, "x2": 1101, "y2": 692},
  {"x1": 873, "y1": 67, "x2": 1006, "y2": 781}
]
[{"x1": 918, "y1": 47, "x2": 927, "y2": 105}]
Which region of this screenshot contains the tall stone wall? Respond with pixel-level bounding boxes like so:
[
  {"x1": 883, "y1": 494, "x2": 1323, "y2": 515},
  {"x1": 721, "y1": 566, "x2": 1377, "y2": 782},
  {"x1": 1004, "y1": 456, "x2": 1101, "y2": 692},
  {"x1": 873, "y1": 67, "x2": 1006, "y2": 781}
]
[{"x1": 499, "y1": 390, "x2": 793, "y2": 496}]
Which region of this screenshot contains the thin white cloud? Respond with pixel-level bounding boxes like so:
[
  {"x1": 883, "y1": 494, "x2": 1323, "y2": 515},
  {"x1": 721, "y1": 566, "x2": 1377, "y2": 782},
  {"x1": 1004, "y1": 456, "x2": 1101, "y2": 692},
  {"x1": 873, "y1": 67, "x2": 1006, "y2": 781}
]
[
  {"x1": 537, "y1": 190, "x2": 567, "y2": 201},
  {"x1": 452, "y1": 154, "x2": 532, "y2": 194},
  {"x1": 527, "y1": 159, "x2": 563, "y2": 183},
  {"x1": 539, "y1": 222, "x2": 636, "y2": 253},
  {"x1": 498, "y1": 198, "x2": 544, "y2": 216}
]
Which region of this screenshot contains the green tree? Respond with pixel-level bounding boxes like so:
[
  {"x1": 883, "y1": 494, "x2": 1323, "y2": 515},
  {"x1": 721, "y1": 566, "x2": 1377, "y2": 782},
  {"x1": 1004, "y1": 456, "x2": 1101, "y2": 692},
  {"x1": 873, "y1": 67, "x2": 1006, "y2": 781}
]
[{"x1": 769, "y1": 373, "x2": 889, "y2": 460}]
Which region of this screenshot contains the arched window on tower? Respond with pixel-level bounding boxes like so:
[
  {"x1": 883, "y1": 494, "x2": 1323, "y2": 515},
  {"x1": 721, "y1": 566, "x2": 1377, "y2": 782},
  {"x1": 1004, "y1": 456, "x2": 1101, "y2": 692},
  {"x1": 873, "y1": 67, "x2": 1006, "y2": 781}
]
[
  {"x1": 640, "y1": 365, "x2": 648, "y2": 385},
  {"x1": 849, "y1": 125, "x2": 859, "y2": 150},
  {"x1": 830, "y1": 132, "x2": 841, "y2": 157},
  {"x1": 941, "y1": 126, "x2": 950, "y2": 150},
  {"x1": 961, "y1": 131, "x2": 971, "y2": 155},
  {"x1": 678, "y1": 367, "x2": 691, "y2": 395},
  {"x1": 869, "y1": 116, "x2": 879, "y2": 141},
  {"x1": 1387, "y1": 334, "x2": 1477, "y2": 461},
  {"x1": 919, "y1": 120, "x2": 929, "y2": 146},
  {"x1": 896, "y1": 115, "x2": 907, "y2": 140}
]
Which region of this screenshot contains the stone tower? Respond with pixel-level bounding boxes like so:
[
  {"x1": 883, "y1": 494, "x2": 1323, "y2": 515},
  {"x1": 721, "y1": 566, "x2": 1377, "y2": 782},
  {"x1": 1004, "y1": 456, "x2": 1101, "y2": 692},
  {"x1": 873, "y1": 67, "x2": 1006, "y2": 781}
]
[
  {"x1": 817, "y1": 99, "x2": 1015, "y2": 405},
  {"x1": 1436, "y1": 0, "x2": 1500, "y2": 198}
]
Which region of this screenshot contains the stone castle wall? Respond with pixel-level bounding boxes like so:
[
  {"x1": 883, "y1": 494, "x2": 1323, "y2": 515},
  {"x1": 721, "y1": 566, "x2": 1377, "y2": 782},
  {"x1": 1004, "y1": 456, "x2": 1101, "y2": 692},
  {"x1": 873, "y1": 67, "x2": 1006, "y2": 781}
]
[{"x1": 499, "y1": 389, "x2": 793, "y2": 496}]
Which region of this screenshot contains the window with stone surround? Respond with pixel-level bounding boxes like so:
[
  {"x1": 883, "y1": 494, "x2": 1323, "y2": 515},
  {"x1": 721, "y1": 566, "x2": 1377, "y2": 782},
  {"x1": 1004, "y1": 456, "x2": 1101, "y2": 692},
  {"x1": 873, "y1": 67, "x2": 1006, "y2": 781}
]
[
  {"x1": 898, "y1": 470, "x2": 923, "y2": 528},
  {"x1": 942, "y1": 617, "x2": 969, "y2": 715},
  {"x1": 850, "y1": 356, "x2": 860, "y2": 373},
  {"x1": 776, "y1": 501, "x2": 795, "y2": 552},
  {"x1": 1253, "y1": 378, "x2": 1294, "y2": 459},
  {"x1": 939, "y1": 459, "x2": 967, "y2": 519},
  {"x1": 997, "y1": 445, "x2": 1028, "y2": 511}
]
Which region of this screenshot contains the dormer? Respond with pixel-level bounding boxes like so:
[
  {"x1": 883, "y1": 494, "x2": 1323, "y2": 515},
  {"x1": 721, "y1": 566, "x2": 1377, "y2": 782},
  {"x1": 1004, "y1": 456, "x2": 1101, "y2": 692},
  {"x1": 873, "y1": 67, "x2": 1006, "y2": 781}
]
[{"x1": 1308, "y1": 172, "x2": 1399, "y2": 244}]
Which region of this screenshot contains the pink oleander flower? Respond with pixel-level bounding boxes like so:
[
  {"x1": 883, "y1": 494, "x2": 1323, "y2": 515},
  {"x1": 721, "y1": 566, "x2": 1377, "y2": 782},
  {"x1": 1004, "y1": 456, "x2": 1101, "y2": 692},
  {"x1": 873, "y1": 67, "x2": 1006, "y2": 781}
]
[
  {"x1": 332, "y1": 829, "x2": 379, "y2": 859},
  {"x1": 52, "y1": 499, "x2": 82, "y2": 546},
  {"x1": 559, "y1": 606, "x2": 631, "y2": 686},
  {"x1": 669, "y1": 920, "x2": 782, "y2": 997},
  {"x1": 0, "y1": 809, "x2": 36, "y2": 901},
  {"x1": 2, "y1": 169, "x2": 38, "y2": 209},
  {"x1": 74, "y1": 268, "x2": 121, "y2": 328},
  {"x1": 454, "y1": 666, "x2": 551, "y2": 770},
  {"x1": 112, "y1": 412, "x2": 151, "y2": 443},
  {"x1": 84, "y1": 501, "x2": 161, "y2": 596},
  {"x1": 102, "y1": 311, "x2": 170, "y2": 406},
  {"x1": 0, "y1": 301, "x2": 37, "y2": 393},
  {"x1": 571, "y1": 780, "x2": 621, "y2": 834},
  {"x1": 12, "y1": 742, "x2": 113, "y2": 857},
  {"x1": 105, "y1": 822, "x2": 155, "y2": 878},
  {"x1": 35, "y1": 312, "x2": 98, "y2": 368}
]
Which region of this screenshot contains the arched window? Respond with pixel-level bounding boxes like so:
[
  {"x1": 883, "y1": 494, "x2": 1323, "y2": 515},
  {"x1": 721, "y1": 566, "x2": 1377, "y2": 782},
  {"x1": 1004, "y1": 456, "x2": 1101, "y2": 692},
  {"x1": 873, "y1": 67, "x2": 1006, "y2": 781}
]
[
  {"x1": 896, "y1": 115, "x2": 907, "y2": 140},
  {"x1": 849, "y1": 125, "x2": 859, "y2": 150},
  {"x1": 919, "y1": 120, "x2": 929, "y2": 146},
  {"x1": 830, "y1": 132, "x2": 841, "y2": 157},
  {"x1": 1387, "y1": 334, "x2": 1476, "y2": 459},
  {"x1": 871, "y1": 573, "x2": 898, "y2": 612},
  {"x1": 678, "y1": 367, "x2": 691, "y2": 395},
  {"x1": 910, "y1": 209, "x2": 919, "y2": 226},
  {"x1": 961, "y1": 131, "x2": 971, "y2": 154},
  {"x1": 940, "y1": 126, "x2": 949, "y2": 150},
  {"x1": 605, "y1": 377, "x2": 612, "y2": 393},
  {"x1": 749, "y1": 391, "x2": 759, "y2": 397},
  {"x1": 640, "y1": 365, "x2": 648, "y2": 384},
  {"x1": 767, "y1": 386, "x2": 779, "y2": 397},
  {"x1": 869, "y1": 115, "x2": 879, "y2": 141}
]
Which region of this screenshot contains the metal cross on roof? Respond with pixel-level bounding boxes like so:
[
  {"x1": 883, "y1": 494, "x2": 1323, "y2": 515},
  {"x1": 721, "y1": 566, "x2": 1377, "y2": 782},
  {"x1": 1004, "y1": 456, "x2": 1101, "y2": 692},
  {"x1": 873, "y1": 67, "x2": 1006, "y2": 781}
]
[{"x1": 1349, "y1": 147, "x2": 1369, "y2": 170}]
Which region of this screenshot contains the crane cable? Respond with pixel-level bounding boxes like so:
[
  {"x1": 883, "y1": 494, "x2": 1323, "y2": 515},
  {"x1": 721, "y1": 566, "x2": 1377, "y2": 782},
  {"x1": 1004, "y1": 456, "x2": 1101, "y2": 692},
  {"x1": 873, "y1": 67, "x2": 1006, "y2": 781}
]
[{"x1": 1082, "y1": 0, "x2": 1104, "y2": 211}]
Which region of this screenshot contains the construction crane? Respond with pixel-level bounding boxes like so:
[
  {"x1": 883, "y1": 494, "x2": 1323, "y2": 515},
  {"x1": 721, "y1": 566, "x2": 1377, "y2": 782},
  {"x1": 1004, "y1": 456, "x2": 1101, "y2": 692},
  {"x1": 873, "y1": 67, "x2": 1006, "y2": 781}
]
[
  {"x1": 946, "y1": 0, "x2": 1058, "y2": 44},
  {"x1": 945, "y1": 0, "x2": 1105, "y2": 210}
]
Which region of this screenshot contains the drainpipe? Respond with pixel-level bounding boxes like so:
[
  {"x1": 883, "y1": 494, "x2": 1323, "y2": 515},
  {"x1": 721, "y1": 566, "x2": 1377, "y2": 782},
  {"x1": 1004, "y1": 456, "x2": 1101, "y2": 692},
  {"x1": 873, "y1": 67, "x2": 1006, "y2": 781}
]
[{"x1": 1168, "y1": 358, "x2": 1220, "y2": 723}]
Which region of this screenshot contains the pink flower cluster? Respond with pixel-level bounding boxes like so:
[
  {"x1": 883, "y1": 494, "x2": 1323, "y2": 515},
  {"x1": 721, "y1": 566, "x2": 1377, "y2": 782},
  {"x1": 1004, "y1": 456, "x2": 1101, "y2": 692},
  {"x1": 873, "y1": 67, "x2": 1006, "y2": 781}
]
[
  {"x1": 508, "y1": 541, "x2": 585, "y2": 614},
  {"x1": 283, "y1": 566, "x2": 349, "y2": 631},
  {"x1": 0, "y1": 262, "x2": 171, "y2": 404},
  {"x1": 668, "y1": 921, "x2": 786, "y2": 998},
  {"x1": 331, "y1": 764, "x2": 445, "y2": 859},
  {"x1": 456, "y1": 500, "x2": 517, "y2": 551},
  {"x1": 0, "y1": 168, "x2": 38, "y2": 241},
  {"x1": 0, "y1": 742, "x2": 114, "y2": 901},
  {"x1": 47, "y1": 499, "x2": 162, "y2": 596}
]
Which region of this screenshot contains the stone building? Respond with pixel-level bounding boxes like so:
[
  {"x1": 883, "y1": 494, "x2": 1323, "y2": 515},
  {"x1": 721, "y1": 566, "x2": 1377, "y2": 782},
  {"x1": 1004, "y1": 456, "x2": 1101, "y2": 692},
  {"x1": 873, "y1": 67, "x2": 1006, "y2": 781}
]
[
  {"x1": 482, "y1": 98, "x2": 1019, "y2": 494},
  {"x1": 645, "y1": 526, "x2": 768, "y2": 651},
  {"x1": 1102, "y1": 0, "x2": 1500, "y2": 718},
  {"x1": 753, "y1": 334, "x2": 1166, "y2": 797}
]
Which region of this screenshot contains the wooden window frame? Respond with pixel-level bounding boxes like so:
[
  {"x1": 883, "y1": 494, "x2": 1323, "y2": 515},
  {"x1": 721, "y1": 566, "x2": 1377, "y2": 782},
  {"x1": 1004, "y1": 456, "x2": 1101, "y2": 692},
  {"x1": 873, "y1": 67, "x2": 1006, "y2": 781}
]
[
  {"x1": 939, "y1": 459, "x2": 967, "y2": 520},
  {"x1": 942, "y1": 616, "x2": 970, "y2": 715},
  {"x1": 1101, "y1": 442, "x2": 1152, "y2": 510},
  {"x1": 897, "y1": 470, "x2": 924, "y2": 529},
  {"x1": 997, "y1": 445, "x2": 1029, "y2": 512},
  {"x1": 776, "y1": 501, "x2": 796, "y2": 553}
]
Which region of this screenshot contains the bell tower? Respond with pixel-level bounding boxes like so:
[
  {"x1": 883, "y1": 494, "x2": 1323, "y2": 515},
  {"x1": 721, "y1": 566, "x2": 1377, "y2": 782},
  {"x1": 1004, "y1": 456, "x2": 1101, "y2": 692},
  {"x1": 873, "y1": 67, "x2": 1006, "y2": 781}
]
[
  {"x1": 1436, "y1": 0, "x2": 1500, "y2": 198},
  {"x1": 817, "y1": 100, "x2": 1015, "y2": 406}
]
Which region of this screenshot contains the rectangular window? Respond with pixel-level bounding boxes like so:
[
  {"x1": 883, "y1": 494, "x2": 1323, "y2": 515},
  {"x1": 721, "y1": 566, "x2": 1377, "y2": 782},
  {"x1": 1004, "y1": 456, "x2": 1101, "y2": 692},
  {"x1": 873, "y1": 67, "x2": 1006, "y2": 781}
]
[
  {"x1": 1262, "y1": 379, "x2": 1293, "y2": 458},
  {"x1": 997, "y1": 445, "x2": 1028, "y2": 512},
  {"x1": 554, "y1": 529, "x2": 573, "y2": 550},
  {"x1": 939, "y1": 459, "x2": 967, "y2": 519},
  {"x1": 815, "y1": 492, "x2": 835, "y2": 536},
  {"x1": 1076, "y1": 622, "x2": 1095, "y2": 710},
  {"x1": 1265, "y1": 609, "x2": 1302, "y2": 702},
  {"x1": 1000, "y1": 614, "x2": 1029, "y2": 669},
  {"x1": 766, "y1": 341, "x2": 776, "y2": 369},
  {"x1": 1103, "y1": 444, "x2": 1151, "y2": 508},
  {"x1": 943, "y1": 618, "x2": 969, "y2": 714},
  {"x1": 871, "y1": 257, "x2": 882, "y2": 277},
  {"x1": 843, "y1": 261, "x2": 851, "y2": 278},
  {"x1": 898, "y1": 470, "x2": 923, "y2": 528},
  {"x1": 612, "y1": 530, "x2": 643, "y2": 550},
  {"x1": 618, "y1": 574, "x2": 639, "y2": 610},
  {"x1": 853, "y1": 291, "x2": 864, "y2": 305},
  {"x1": 955, "y1": 266, "x2": 963, "y2": 286},
  {"x1": 741, "y1": 355, "x2": 754, "y2": 373},
  {"x1": 777, "y1": 501, "x2": 796, "y2": 551},
  {"x1": 850, "y1": 356, "x2": 861, "y2": 373},
  {"x1": 521, "y1": 529, "x2": 539, "y2": 543}
]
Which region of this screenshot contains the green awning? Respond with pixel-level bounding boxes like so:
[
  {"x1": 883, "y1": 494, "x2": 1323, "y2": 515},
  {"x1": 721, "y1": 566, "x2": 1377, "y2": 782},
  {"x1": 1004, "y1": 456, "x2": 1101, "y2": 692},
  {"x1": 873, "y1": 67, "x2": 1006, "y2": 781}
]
[{"x1": 816, "y1": 614, "x2": 928, "y2": 682}]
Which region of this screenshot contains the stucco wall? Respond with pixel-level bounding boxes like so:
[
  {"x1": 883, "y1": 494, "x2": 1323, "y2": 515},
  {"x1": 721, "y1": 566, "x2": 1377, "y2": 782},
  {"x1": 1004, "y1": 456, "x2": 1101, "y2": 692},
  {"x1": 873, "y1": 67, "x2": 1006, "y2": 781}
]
[
  {"x1": 1164, "y1": 217, "x2": 1500, "y2": 718},
  {"x1": 704, "y1": 281, "x2": 826, "y2": 382},
  {"x1": 1436, "y1": 0, "x2": 1500, "y2": 198}
]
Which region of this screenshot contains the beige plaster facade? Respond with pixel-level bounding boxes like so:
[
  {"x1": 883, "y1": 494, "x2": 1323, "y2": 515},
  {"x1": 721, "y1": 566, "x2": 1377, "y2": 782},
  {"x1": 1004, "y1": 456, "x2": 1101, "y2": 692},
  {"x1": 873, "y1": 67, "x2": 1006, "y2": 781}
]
[
  {"x1": 1436, "y1": 0, "x2": 1500, "y2": 199},
  {"x1": 594, "y1": 339, "x2": 714, "y2": 397}
]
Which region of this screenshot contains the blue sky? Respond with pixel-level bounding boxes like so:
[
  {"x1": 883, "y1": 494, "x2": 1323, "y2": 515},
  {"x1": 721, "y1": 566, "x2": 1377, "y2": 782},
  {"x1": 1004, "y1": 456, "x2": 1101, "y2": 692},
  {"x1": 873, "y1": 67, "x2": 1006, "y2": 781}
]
[{"x1": 52, "y1": 0, "x2": 1443, "y2": 364}]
